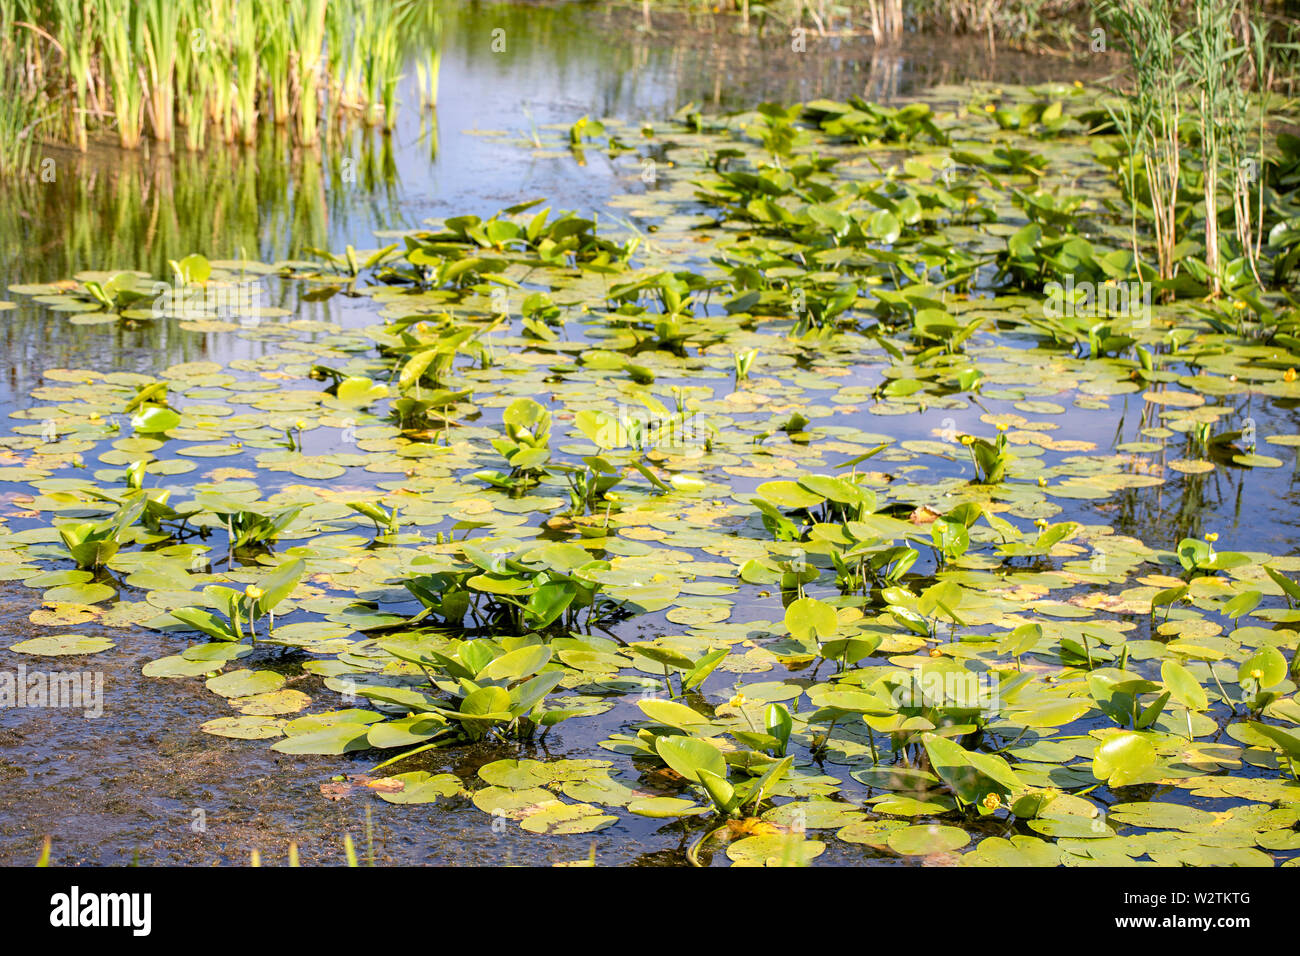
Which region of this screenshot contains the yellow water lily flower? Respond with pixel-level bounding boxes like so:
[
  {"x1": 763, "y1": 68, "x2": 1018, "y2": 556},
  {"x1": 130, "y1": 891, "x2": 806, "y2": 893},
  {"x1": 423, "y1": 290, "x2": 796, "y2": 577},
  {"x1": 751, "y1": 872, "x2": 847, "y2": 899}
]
[{"x1": 727, "y1": 817, "x2": 779, "y2": 837}]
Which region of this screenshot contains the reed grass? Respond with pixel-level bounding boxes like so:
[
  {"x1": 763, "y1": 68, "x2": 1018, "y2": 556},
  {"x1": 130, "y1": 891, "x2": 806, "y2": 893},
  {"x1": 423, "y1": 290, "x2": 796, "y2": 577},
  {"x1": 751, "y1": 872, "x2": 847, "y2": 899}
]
[
  {"x1": 140, "y1": 0, "x2": 180, "y2": 143},
  {"x1": 50, "y1": 0, "x2": 94, "y2": 151},
  {"x1": 1103, "y1": 0, "x2": 1275, "y2": 295},
  {"x1": 174, "y1": 3, "x2": 208, "y2": 151},
  {"x1": 259, "y1": 3, "x2": 292, "y2": 126},
  {"x1": 1183, "y1": 0, "x2": 1268, "y2": 292},
  {"x1": 289, "y1": 0, "x2": 328, "y2": 146},
  {"x1": 0, "y1": 1, "x2": 44, "y2": 174},
  {"x1": 0, "y1": 0, "x2": 440, "y2": 165},
  {"x1": 0, "y1": 70, "x2": 48, "y2": 175},
  {"x1": 407, "y1": 6, "x2": 444, "y2": 110},
  {"x1": 358, "y1": 1, "x2": 403, "y2": 129},
  {"x1": 97, "y1": 0, "x2": 144, "y2": 149},
  {"x1": 1100, "y1": 0, "x2": 1183, "y2": 287},
  {"x1": 231, "y1": 0, "x2": 261, "y2": 146}
]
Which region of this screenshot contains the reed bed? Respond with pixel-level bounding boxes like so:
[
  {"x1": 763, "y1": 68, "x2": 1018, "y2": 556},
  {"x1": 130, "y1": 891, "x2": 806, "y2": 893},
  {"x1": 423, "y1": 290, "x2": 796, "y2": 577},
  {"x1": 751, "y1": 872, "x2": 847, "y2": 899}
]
[
  {"x1": 634, "y1": 0, "x2": 1090, "y2": 43},
  {"x1": 0, "y1": 0, "x2": 442, "y2": 171},
  {"x1": 1100, "y1": 0, "x2": 1276, "y2": 298}
]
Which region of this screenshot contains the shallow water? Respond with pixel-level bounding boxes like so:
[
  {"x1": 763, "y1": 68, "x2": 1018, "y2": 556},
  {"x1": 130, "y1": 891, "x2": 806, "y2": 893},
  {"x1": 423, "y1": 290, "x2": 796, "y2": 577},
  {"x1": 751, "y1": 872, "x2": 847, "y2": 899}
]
[
  {"x1": 0, "y1": 0, "x2": 1111, "y2": 406},
  {"x1": 2, "y1": 3, "x2": 1296, "y2": 868}
]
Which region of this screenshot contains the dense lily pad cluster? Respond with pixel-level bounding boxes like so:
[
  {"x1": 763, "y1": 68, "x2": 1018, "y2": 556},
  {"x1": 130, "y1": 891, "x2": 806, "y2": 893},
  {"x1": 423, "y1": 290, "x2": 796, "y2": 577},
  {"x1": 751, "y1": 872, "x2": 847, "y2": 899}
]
[{"x1": 2, "y1": 82, "x2": 1300, "y2": 866}]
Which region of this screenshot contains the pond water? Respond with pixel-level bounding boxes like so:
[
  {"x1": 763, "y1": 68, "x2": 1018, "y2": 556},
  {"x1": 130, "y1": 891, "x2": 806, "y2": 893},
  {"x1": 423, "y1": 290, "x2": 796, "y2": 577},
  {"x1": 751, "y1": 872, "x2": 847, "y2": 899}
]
[
  {"x1": 2, "y1": 1, "x2": 1298, "y2": 868},
  {"x1": 0, "y1": 0, "x2": 1101, "y2": 408}
]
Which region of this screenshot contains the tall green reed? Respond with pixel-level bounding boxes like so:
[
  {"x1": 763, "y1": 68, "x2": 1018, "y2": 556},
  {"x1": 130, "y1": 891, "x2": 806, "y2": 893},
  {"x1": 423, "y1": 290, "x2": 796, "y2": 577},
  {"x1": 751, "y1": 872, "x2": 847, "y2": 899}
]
[
  {"x1": 231, "y1": 0, "x2": 261, "y2": 145},
  {"x1": 0, "y1": 0, "x2": 434, "y2": 163},
  {"x1": 289, "y1": 0, "x2": 328, "y2": 146},
  {"x1": 260, "y1": 2, "x2": 292, "y2": 126},
  {"x1": 1099, "y1": 0, "x2": 1184, "y2": 288},
  {"x1": 357, "y1": 0, "x2": 403, "y2": 129},
  {"x1": 174, "y1": 3, "x2": 209, "y2": 152},
  {"x1": 97, "y1": 0, "x2": 145, "y2": 148},
  {"x1": 140, "y1": 0, "x2": 180, "y2": 142},
  {"x1": 1183, "y1": 0, "x2": 1268, "y2": 292},
  {"x1": 0, "y1": 69, "x2": 48, "y2": 175},
  {"x1": 0, "y1": 1, "x2": 45, "y2": 173},
  {"x1": 397, "y1": 0, "x2": 443, "y2": 109},
  {"x1": 1105, "y1": 0, "x2": 1274, "y2": 295},
  {"x1": 51, "y1": 0, "x2": 95, "y2": 151}
]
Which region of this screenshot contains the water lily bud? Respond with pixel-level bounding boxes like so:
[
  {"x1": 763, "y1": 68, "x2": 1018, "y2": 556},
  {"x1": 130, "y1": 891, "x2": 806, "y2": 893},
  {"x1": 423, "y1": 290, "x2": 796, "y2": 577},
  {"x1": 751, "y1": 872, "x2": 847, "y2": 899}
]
[
  {"x1": 245, "y1": 585, "x2": 264, "y2": 601},
  {"x1": 1285, "y1": 367, "x2": 1298, "y2": 383}
]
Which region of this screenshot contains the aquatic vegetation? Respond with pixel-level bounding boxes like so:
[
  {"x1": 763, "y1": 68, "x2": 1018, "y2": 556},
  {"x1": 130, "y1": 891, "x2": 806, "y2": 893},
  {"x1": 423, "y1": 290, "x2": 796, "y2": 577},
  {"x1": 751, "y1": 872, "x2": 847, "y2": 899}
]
[
  {"x1": 963, "y1": 430, "x2": 1012, "y2": 484},
  {"x1": 0, "y1": 26, "x2": 48, "y2": 176},
  {"x1": 362, "y1": 637, "x2": 586, "y2": 745},
  {"x1": 475, "y1": 398, "x2": 555, "y2": 492},
  {"x1": 732, "y1": 349, "x2": 759, "y2": 384},
  {"x1": 6, "y1": 79, "x2": 1300, "y2": 868},
  {"x1": 349, "y1": 501, "x2": 399, "y2": 536},
  {"x1": 171, "y1": 558, "x2": 306, "y2": 644},
  {"x1": 0, "y1": 0, "x2": 443, "y2": 162},
  {"x1": 1100, "y1": 0, "x2": 1278, "y2": 298},
  {"x1": 202, "y1": 501, "x2": 306, "y2": 552},
  {"x1": 56, "y1": 498, "x2": 145, "y2": 569},
  {"x1": 803, "y1": 97, "x2": 948, "y2": 145}
]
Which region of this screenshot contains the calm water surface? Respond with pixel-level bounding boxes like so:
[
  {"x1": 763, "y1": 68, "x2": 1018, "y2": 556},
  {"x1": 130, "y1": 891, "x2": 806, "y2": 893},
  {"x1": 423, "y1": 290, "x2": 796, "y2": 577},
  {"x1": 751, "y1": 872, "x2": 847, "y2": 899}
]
[{"x1": 2, "y1": 2, "x2": 1292, "y2": 866}]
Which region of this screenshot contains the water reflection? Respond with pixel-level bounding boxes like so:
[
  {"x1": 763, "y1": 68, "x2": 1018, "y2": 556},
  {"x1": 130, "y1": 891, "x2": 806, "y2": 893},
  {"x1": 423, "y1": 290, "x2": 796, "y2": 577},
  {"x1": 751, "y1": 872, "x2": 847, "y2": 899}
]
[
  {"x1": 1, "y1": 1, "x2": 1106, "y2": 277},
  {"x1": 0, "y1": 0, "x2": 1111, "y2": 407}
]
